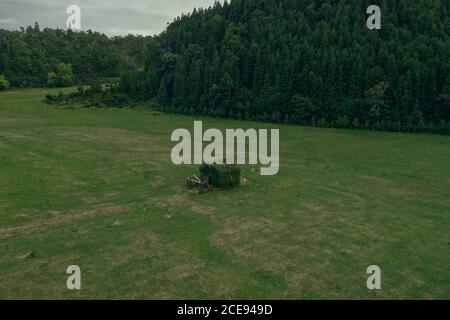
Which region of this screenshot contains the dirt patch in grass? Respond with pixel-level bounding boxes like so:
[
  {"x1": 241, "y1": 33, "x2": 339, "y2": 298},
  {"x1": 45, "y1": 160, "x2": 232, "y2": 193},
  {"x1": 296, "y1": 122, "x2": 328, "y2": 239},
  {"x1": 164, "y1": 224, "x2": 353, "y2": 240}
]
[
  {"x1": 0, "y1": 131, "x2": 30, "y2": 140},
  {"x1": 190, "y1": 205, "x2": 216, "y2": 215},
  {"x1": 82, "y1": 192, "x2": 120, "y2": 205},
  {"x1": 153, "y1": 194, "x2": 216, "y2": 216},
  {"x1": 163, "y1": 262, "x2": 204, "y2": 280},
  {"x1": 0, "y1": 204, "x2": 129, "y2": 239},
  {"x1": 56, "y1": 128, "x2": 166, "y2": 152},
  {"x1": 209, "y1": 217, "x2": 292, "y2": 272}
]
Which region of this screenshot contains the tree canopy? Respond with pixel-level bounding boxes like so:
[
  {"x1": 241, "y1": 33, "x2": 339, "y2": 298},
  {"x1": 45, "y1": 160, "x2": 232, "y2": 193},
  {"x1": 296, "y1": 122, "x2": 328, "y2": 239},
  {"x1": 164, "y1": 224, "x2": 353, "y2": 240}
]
[
  {"x1": 0, "y1": 23, "x2": 147, "y2": 87},
  {"x1": 119, "y1": 0, "x2": 450, "y2": 133}
]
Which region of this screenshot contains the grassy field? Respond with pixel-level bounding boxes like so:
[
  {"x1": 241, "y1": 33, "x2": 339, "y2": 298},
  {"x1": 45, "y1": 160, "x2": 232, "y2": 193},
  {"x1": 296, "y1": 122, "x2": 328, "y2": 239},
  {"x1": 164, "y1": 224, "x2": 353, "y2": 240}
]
[{"x1": 0, "y1": 88, "x2": 449, "y2": 300}]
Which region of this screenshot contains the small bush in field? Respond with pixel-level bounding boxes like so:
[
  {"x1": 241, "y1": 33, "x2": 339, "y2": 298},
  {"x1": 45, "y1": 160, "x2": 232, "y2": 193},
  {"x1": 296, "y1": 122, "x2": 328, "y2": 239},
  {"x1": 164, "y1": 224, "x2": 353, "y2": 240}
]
[{"x1": 0, "y1": 75, "x2": 10, "y2": 91}]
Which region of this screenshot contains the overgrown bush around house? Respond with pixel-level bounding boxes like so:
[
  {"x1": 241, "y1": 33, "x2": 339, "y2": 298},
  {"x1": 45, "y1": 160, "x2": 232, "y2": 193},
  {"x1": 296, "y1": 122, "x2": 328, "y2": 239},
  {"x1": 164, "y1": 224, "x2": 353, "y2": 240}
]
[{"x1": 199, "y1": 164, "x2": 241, "y2": 189}]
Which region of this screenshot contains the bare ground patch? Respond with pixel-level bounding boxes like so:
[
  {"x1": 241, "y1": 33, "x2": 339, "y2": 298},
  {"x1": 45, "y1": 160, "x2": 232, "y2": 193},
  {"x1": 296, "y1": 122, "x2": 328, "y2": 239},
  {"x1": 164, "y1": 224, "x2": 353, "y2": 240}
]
[
  {"x1": 209, "y1": 217, "x2": 292, "y2": 273},
  {"x1": 163, "y1": 262, "x2": 205, "y2": 281},
  {"x1": 0, "y1": 204, "x2": 129, "y2": 239},
  {"x1": 56, "y1": 127, "x2": 167, "y2": 152},
  {"x1": 153, "y1": 194, "x2": 217, "y2": 216}
]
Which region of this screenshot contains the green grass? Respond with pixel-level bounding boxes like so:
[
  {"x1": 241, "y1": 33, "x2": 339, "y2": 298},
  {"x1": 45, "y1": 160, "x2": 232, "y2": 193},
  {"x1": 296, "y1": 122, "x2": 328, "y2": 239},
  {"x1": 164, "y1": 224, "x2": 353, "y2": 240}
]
[{"x1": 0, "y1": 88, "x2": 449, "y2": 299}]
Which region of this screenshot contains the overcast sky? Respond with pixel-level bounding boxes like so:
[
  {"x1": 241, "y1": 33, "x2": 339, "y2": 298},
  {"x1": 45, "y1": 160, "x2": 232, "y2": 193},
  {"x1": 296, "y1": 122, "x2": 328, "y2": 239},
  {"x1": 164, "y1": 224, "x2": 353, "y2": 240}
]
[{"x1": 0, "y1": 0, "x2": 220, "y2": 36}]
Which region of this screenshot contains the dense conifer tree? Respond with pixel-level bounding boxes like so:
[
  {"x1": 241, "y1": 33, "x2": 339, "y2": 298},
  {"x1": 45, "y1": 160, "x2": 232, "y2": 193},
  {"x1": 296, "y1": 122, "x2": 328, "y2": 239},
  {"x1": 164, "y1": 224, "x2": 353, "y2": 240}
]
[{"x1": 120, "y1": 0, "x2": 450, "y2": 133}]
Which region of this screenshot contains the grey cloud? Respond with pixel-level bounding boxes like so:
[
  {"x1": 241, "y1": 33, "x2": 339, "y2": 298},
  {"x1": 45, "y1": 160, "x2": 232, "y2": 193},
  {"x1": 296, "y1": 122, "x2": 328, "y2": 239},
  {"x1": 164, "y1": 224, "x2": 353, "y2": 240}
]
[{"x1": 0, "y1": 0, "x2": 219, "y2": 36}]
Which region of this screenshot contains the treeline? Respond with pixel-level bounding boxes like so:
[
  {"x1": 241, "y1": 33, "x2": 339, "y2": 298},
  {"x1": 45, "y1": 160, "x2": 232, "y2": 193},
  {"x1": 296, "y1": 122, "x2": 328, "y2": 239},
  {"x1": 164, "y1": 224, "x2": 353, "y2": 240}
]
[
  {"x1": 0, "y1": 23, "x2": 147, "y2": 88},
  {"x1": 120, "y1": 0, "x2": 450, "y2": 133}
]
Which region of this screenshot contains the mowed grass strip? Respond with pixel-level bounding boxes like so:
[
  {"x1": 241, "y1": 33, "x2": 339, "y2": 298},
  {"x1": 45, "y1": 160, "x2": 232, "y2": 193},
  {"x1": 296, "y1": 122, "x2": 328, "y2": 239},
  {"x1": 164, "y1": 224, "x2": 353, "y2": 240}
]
[{"x1": 0, "y1": 88, "x2": 449, "y2": 299}]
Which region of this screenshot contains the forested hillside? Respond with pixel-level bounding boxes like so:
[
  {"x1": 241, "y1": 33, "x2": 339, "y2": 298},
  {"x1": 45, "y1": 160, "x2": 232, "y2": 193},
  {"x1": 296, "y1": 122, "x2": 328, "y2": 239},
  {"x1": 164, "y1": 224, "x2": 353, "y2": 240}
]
[
  {"x1": 121, "y1": 0, "x2": 450, "y2": 132},
  {"x1": 0, "y1": 23, "x2": 146, "y2": 87}
]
